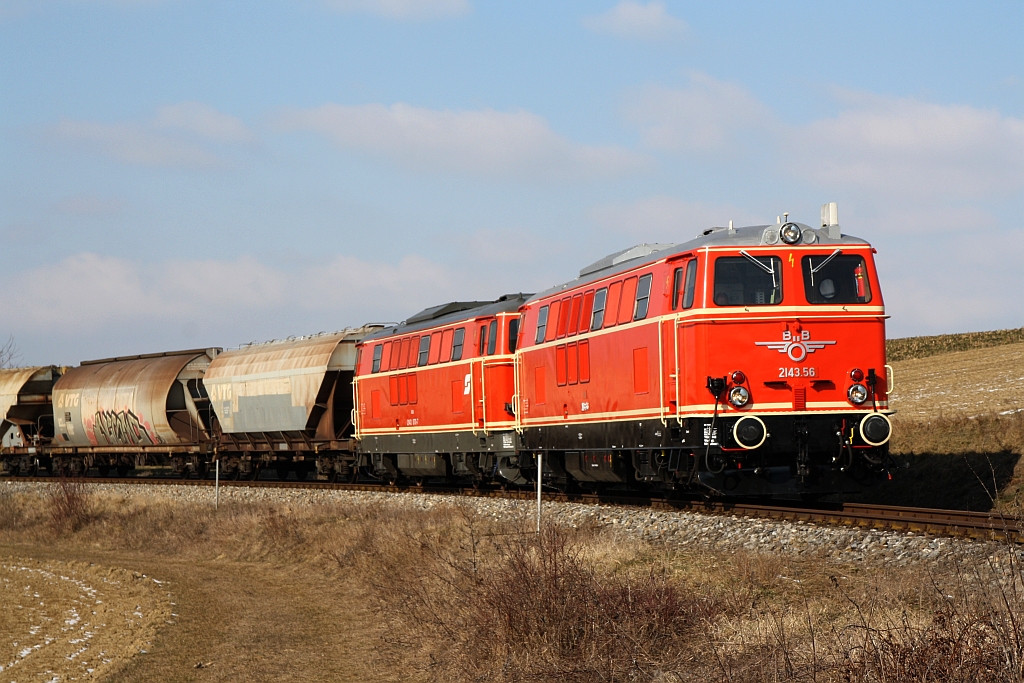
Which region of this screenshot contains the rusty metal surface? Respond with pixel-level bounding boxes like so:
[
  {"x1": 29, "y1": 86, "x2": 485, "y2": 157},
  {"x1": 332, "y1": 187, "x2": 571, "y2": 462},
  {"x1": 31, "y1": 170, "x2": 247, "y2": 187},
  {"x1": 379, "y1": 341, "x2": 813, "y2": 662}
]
[
  {"x1": 205, "y1": 328, "x2": 374, "y2": 434},
  {"x1": 0, "y1": 367, "x2": 45, "y2": 420},
  {"x1": 52, "y1": 351, "x2": 214, "y2": 447}
]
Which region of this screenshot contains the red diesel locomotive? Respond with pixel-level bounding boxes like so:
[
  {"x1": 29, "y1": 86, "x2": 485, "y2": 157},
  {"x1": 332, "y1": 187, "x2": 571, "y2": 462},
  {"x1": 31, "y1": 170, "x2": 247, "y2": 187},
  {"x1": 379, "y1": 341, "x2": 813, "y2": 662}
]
[{"x1": 353, "y1": 208, "x2": 893, "y2": 496}]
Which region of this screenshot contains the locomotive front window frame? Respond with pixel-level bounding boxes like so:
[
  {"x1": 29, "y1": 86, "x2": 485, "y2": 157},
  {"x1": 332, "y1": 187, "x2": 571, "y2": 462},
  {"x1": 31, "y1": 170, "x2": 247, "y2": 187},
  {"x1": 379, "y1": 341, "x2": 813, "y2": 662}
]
[
  {"x1": 508, "y1": 317, "x2": 520, "y2": 353},
  {"x1": 801, "y1": 253, "x2": 873, "y2": 304},
  {"x1": 371, "y1": 344, "x2": 383, "y2": 373},
  {"x1": 535, "y1": 306, "x2": 549, "y2": 344},
  {"x1": 713, "y1": 255, "x2": 783, "y2": 306},
  {"x1": 478, "y1": 324, "x2": 488, "y2": 356},
  {"x1": 487, "y1": 319, "x2": 498, "y2": 355},
  {"x1": 671, "y1": 267, "x2": 684, "y2": 310}
]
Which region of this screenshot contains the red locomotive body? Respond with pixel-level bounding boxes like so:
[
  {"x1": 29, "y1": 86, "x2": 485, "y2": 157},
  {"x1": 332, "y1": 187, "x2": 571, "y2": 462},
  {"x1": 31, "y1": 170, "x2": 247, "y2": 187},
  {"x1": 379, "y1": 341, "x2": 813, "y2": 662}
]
[
  {"x1": 353, "y1": 295, "x2": 531, "y2": 484},
  {"x1": 516, "y1": 218, "x2": 892, "y2": 496}
]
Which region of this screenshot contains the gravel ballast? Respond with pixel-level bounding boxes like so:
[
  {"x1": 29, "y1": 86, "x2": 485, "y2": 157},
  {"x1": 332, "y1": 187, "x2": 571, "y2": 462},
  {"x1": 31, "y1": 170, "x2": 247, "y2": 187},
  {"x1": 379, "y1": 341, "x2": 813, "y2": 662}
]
[{"x1": 2, "y1": 480, "x2": 1015, "y2": 567}]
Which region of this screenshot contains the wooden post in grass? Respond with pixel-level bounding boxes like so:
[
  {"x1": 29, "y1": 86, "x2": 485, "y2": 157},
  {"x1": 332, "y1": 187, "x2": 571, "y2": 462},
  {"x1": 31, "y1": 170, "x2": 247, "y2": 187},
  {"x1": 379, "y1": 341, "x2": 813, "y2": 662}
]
[
  {"x1": 536, "y1": 452, "x2": 542, "y2": 534},
  {"x1": 215, "y1": 459, "x2": 220, "y2": 510}
]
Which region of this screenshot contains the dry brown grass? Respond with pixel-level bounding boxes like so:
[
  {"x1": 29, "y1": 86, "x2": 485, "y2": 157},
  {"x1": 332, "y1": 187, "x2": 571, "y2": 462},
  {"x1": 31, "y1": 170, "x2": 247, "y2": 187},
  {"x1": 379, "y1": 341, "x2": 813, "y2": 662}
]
[
  {"x1": 887, "y1": 327, "x2": 1024, "y2": 362},
  {"x1": 3, "y1": 489, "x2": 1024, "y2": 681}
]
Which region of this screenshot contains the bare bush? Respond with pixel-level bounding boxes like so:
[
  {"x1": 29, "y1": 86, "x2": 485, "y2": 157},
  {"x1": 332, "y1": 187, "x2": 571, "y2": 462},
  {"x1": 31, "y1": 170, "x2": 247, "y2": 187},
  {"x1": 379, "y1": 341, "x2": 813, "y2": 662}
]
[
  {"x1": 47, "y1": 478, "x2": 92, "y2": 534},
  {"x1": 0, "y1": 335, "x2": 20, "y2": 369}
]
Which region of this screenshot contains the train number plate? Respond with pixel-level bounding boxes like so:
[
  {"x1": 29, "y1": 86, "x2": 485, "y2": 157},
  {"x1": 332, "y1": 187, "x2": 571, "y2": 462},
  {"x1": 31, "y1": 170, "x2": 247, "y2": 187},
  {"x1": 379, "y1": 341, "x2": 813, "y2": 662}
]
[{"x1": 779, "y1": 366, "x2": 817, "y2": 378}]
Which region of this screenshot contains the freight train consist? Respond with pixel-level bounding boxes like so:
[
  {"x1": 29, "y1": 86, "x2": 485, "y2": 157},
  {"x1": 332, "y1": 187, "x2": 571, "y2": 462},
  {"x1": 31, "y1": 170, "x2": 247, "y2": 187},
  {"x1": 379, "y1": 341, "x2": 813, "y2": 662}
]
[{"x1": 0, "y1": 205, "x2": 895, "y2": 497}]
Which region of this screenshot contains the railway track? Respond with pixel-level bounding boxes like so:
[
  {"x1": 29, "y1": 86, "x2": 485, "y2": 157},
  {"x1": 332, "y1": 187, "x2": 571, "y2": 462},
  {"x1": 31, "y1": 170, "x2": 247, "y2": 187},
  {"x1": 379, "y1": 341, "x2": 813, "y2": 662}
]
[{"x1": 4, "y1": 474, "x2": 1021, "y2": 544}]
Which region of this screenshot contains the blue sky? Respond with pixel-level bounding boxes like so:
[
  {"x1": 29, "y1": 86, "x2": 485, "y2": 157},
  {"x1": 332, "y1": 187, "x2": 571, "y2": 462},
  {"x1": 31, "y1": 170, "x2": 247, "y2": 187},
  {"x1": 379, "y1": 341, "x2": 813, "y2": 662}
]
[{"x1": 2, "y1": 0, "x2": 1023, "y2": 365}]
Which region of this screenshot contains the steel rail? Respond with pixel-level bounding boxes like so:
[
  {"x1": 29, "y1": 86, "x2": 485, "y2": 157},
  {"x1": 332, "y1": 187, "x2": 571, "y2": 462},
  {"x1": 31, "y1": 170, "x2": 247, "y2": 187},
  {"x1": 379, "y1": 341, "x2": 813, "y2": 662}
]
[{"x1": 4, "y1": 475, "x2": 1021, "y2": 543}]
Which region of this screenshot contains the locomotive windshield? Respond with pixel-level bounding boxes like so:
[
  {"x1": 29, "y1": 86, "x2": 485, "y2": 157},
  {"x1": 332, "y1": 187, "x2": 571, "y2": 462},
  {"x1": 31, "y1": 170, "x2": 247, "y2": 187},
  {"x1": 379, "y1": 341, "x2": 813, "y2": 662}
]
[
  {"x1": 801, "y1": 253, "x2": 872, "y2": 304},
  {"x1": 713, "y1": 255, "x2": 783, "y2": 306}
]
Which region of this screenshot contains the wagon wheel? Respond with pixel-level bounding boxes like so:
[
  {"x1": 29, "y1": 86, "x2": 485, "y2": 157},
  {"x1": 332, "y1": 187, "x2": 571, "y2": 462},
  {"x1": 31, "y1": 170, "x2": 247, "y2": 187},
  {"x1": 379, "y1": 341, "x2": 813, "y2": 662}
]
[
  {"x1": 275, "y1": 466, "x2": 290, "y2": 481},
  {"x1": 97, "y1": 465, "x2": 111, "y2": 477},
  {"x1": 347, "y1": 466, "x2": 360, "y2": 484},
  {"x1": 116, "y1": 465, "x2": 130, "y2": 477}
]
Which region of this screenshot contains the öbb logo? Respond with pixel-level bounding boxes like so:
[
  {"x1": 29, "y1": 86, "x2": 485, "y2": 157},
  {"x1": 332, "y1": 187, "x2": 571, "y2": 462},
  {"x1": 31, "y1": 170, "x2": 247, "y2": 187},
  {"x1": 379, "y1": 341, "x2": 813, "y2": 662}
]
[{"x1": 755, "y1": 330, "x2": 836, "y2": 362}]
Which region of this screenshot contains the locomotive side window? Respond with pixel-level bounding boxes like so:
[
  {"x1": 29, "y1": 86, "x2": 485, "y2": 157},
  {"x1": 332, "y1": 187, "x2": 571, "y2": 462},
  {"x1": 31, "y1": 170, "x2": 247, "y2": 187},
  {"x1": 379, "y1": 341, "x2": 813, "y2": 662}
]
[
  {"x1": 556, "y1": 296, "x2": 571, "y2": 338},
  {"x1": 801, "y1": 254, "x2": 872, "y2": 304},
  {"x1": 604, "y1": 281, "x2": 623, "y2": 328},
  {"x1": 671, "y1": 267, "x2": 683, "y2": 310},
  {"x1": 567, "y1": 294, "x2": 582, "y2": 336},
  {"x1": 428, "y1": 331, "x2": 442, "y2": 364},
  {"x1": 546, "y1": 300, "x2": 560, "y2": 342},
  {"x1": 407, "y1": 336, "x2": 420, "y2": 368},
  {"x1": 440, "y1": 329, "x2": 454, "y2": 361},
  {"x1": 579, "y1": 290, "x2": 595, "y2": 333},
  {"x1": 371, "y1": 344, "x2": 383, "y2": 373},
  {"x1": 451, "y1": 328, "x2": 466, "y2": 361},
  {"x1": 535, "y1": 306, "x2": 549, "y2": 344},
  {"x1": 683, "y1": 259, "x2": 698, "y2": 309},
  {"x1": 713, "y1": 255, "x2": 783, "y2": 306},
  {"x1": 618, "y1": 277, "x2": 638, "y2": 324},
  {"x1": 478, "y1": 325, "x2": 488, "y2": 356},
  {"x1": 634, "y1": 274, "x2": 653, "y2": 320},
  {"x1": 508, "y1": 317, "x2": 520, "y2": 353},
  {"x1": 417, "y1": 335, "x2": 431, "y2": 366},
  {"x1": 487, "y1": 320, "x2": 498, "y2": 355},
  {"x1": 590, "y1": 288, "x2": 608, "y2": 329}
]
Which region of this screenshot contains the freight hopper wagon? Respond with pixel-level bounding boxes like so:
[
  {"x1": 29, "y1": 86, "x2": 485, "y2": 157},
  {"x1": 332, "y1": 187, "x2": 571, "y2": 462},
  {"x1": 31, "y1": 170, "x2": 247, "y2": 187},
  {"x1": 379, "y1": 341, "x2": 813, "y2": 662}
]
[
  {"x1": 0, "y1": 366, "x2": 63, "y2": 476},
  {"x1": 204, "y1": 327, "x2": 380, "y2": 481},
  {"x1": 353, "y1": 295, "x2": 531, "y2": 485},
  {"x1": 47, "y1": 349, "x2": 220, "y2": 477},
  {"x1": 516, "y1": 210, "x2": 894, "y2": 497}
]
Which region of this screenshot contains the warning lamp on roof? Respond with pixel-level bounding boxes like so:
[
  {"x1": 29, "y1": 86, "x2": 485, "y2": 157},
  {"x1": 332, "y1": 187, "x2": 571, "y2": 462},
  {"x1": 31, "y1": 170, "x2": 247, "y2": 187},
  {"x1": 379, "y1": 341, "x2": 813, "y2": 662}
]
[{"x1": 780, "y1": 223, "x2": 802, "y2": 244}]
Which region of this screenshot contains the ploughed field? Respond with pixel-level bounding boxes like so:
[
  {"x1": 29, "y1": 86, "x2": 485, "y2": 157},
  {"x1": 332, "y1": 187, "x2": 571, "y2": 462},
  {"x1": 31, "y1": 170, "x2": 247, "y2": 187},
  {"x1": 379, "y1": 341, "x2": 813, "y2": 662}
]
[{"x1": 2, "y1": 327, "x2": 1024, "y2": 682}]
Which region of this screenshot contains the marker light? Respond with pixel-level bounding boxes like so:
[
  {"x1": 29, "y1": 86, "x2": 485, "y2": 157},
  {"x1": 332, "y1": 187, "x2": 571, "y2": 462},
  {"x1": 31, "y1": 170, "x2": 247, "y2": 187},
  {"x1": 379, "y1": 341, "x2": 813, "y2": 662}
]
[
  {"x1": 731, "y1": 370, "x2": 746, "y2": 384},
  {"x1": 728, "y1": 385, "x2": 750, "y2": 407},
  {"x1": 848, "y1": 384, "x2": 869, "y2": 405},
  {"x1": 780, "y1": 222, "x2": 802, "y2": 244},
  {"x1": 850, "y1": 368, "x2": 864, "y2": 382}
]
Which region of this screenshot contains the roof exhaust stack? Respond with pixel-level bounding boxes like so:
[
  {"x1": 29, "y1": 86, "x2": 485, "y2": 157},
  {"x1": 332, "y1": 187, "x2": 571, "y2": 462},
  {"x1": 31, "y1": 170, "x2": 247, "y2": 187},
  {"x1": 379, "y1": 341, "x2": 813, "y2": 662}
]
[{"x1": 821, "y1": 202, "x2": 840, "y2": 239}]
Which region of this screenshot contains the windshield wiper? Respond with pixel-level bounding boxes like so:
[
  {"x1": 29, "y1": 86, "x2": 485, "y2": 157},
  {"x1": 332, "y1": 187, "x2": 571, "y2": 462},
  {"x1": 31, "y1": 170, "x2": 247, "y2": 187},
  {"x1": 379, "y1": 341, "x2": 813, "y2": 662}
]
[
  {"x1": 808, "y1": 249, "x2": 842, "y2": 286},
  {"x1": 739, "y1": 250, "x2": 777, "y2": 288}
]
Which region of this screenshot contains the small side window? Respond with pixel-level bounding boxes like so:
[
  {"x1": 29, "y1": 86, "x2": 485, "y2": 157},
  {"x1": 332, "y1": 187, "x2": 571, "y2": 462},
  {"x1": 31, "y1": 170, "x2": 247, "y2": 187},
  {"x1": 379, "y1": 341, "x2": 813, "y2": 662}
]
[
  {"x1": 418, "y1": 336, "x2": 430, "y2": 366},
  {"x1": 634, "y1": 274, "x2": 653, "y2": 320},
  {"x1": 440, "y1": 328, "x2": 454, "y2": 361},
  {"x1": 683, "y1": 259, "x2": 698, "y2": 309},
  {"x1": 591, "y1": 288, "x2": 608, "y2": 330},
  {"x1": 508, "y1": 317, "x2": 520, "y2": 353},
  {"x1": 451, "y1": 328, "x2": 466, "y2": 361},
  {"x1": 556, "y1": 296, "x2": 571, "y2": 338},
  {"x1": 371, "y1": 344, "x2": 383, "y2": 373},
  {"x1": 478, "y1": 324, "x2": 488, "y2": 356},
  {"x1": 671, "y1": 268, "x2": 683, "y2": 310},
  {"x1": 535, "y1": 306, "x2": 549, "y2": 344},
  {"x1": 579, "y1": 290, "x2": 595, "y2": 333},
  {"x1": 428, "y1": 331, "x2": 442, "y2": 364},
  {"x1": 487, "y1": 319, "x2": 497, "y2": 355}
]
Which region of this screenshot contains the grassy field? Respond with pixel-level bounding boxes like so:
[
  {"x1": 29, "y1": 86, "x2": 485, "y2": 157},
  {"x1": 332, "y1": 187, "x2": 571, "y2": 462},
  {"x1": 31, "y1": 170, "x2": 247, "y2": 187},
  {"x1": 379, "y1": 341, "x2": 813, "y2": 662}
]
[{"x1": 2, "y1": 485, "x2": 1023, "y2": 683}]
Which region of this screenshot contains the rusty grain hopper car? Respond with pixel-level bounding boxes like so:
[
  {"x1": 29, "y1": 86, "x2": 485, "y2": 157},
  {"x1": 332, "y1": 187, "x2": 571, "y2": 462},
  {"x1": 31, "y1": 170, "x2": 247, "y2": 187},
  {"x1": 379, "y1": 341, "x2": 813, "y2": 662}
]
[{"x1": 0, "y1": 366, "x2": 62, "y2": 475}]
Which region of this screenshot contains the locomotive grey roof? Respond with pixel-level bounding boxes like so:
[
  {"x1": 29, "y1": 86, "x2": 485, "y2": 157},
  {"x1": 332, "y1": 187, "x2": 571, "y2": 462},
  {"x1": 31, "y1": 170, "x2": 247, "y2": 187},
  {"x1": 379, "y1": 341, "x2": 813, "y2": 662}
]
[
  {"x1": 531, "y1": 221, "x2": 872, "y2": 302},
  {"x1": 363, "y1": 293, "x2": 534, "y2": 341}
]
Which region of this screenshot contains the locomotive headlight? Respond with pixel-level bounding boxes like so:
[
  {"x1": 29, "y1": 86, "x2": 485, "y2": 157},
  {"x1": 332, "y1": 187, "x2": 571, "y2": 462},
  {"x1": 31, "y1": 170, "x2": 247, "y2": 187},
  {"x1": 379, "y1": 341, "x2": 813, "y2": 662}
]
[
  {"x1": 780, "y1": 222, "x2": 802, "y2": 244},
  {"x1": 848, "y1": 383, "x2": 869, "y2": 405},
  {"x1": 728, "y1": 385, "x2": 750, "y2": 407}
]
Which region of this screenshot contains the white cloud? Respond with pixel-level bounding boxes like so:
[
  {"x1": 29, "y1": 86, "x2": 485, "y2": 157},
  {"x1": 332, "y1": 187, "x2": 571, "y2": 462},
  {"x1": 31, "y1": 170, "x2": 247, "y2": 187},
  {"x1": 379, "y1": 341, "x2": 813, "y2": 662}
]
[
  {"x1": 589, "y1": 196, "x2": 762, "y2": 242},
  {"x1": 317, "y1": 0, "x2": 469, "y2": 20},
  {"x1": 583, "y1": 1, "x2": 686, "y2": 41},
  {"x1": 794, "y1": 91, "x2": 1024, "y2": 198},
  {"x1": 48, "y1": 103, "x2": 255, "y2": 169},
  {"x1": 624, "y1": 74, "x2": 773, "y2": 153},
  {"x1": 153, "y1": 102, "x2": 255, "y2": 144},
  {"x1": 277, "y1": 102, "x2": 646, "y2": 179}
]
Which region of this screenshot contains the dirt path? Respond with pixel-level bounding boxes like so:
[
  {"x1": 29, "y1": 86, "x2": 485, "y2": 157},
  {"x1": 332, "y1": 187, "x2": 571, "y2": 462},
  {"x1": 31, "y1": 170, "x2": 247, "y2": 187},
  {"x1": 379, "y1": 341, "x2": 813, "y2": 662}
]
[{"x1": 0, "y1": 544, "x2": 404, "y2": 683}]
